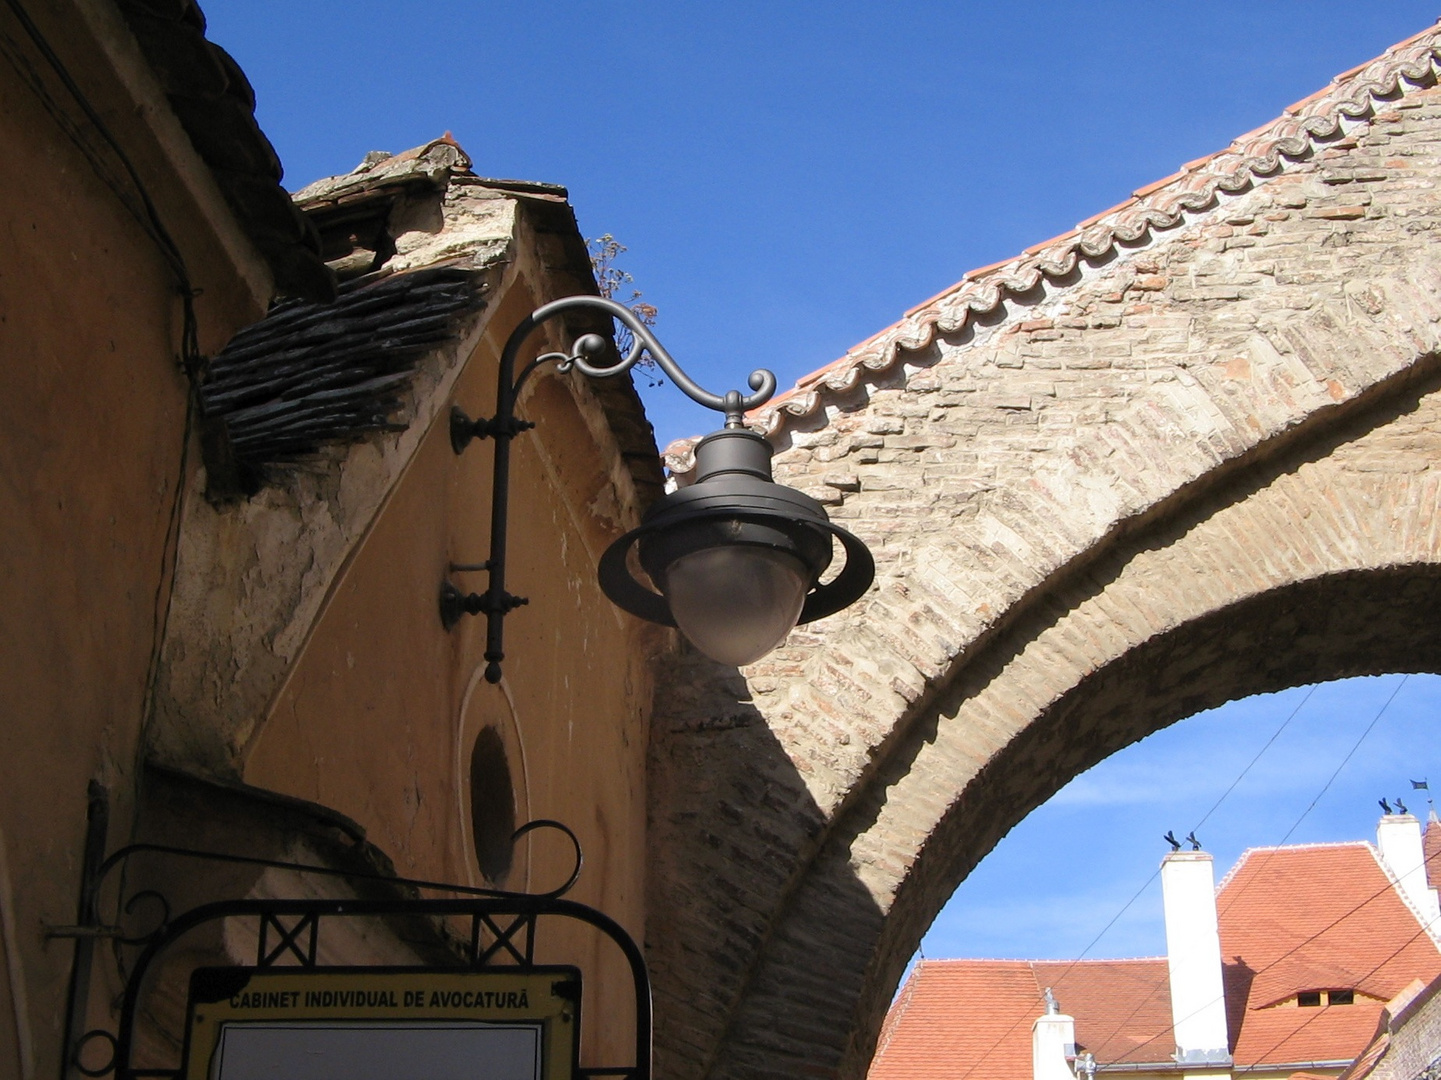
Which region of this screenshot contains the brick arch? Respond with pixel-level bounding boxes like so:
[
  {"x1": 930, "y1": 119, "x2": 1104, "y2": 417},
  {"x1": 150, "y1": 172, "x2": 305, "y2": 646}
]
[
  {"x1": 704, "y1": 367, "x2": 1441, "y2": 1080},
  {"x1": 655, "y1": 383, "x2": 1441, "y2": 1080},
  {"x1": 647, "y1": 38, "x2": 1441, "y2": 1080}
]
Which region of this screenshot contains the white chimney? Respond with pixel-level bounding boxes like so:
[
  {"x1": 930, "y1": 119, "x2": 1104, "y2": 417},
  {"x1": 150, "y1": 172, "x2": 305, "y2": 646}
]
[
  {"x1": 1376, "y1": 813, "x2": 1441, "y2": 927},
  {"x1": 1161, "y1": 850, "x2": 1232, "y2": 1067},
  {"x1": 1032, "y1": 988, "x2": 1076, "y2": 1080}
]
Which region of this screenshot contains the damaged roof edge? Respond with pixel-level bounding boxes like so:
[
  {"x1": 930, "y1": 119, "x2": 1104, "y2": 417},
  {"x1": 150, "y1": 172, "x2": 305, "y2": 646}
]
[
  {"x1": 110, "y1": 0, "x2": 335, "y2": 303},
  {"x1": 216, "y1": 137, "x2": 664, "y2": 508}
]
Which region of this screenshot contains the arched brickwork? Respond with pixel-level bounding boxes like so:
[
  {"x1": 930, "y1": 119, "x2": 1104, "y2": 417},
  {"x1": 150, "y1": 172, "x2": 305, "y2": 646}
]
[{"x1": 648, "y1": 33, "x2": 1441, "y2": 1080}]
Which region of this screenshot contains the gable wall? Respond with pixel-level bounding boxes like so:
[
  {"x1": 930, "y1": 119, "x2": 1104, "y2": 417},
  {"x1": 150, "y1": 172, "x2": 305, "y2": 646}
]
[{"x1": 236, "y1": 220, "x2": 661, "y2": 1069}]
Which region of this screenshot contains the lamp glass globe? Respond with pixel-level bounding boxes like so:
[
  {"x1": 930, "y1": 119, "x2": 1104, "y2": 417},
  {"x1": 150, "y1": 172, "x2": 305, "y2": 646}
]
[{"x1": 662, "y1": 545, "x2": 810, "y2": 666}]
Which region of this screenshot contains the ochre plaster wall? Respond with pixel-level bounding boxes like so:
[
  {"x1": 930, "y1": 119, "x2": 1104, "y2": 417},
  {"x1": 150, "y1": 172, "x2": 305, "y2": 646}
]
[
  {"x1": 242, "y1": 267, "x2": 656, "y2": 1068},
  {"x1": 0, "y1": 7, "x2": 267, "y2": 1076}
]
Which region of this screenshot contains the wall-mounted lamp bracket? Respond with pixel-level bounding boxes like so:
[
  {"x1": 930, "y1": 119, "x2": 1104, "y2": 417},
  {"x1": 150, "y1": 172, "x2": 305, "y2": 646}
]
[
  {"x1": 442, "y1": 295, "x2": 779, "y2": 683},
  {"x1": 439, "y1": 581, "x2": 528, "y2": 636},
  {"x1": 442, "y1": 294, "x2": 876, "y2": 675},
  {"x1": 450, "y1": 406, "x2": 534, "y2": 455}
]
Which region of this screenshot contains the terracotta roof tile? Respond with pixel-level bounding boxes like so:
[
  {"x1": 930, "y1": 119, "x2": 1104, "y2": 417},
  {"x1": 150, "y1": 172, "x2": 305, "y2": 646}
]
[
  {"x1": 869, "y1": 958, "x2": 1175, "y2": 1080},
  {"x1": 1022, "y1": 229, "x2": 1081, "y2": 257},
  {"x1": 1181, "y1": 151, "x2": 1222, "y2": 172},
  {"x1": 1133, "y1": 171, "x2": 1187, "y2": 199},
  {"x1": 1074, "y1": 197, "x2": 1139, "y2": 231},
  {"x1": 705, "y1": 20, "x2": 1441, "y2": 462},
  {"x1": 1424, "y1": 814, "x2": 1441, "y2": 891},
  {"x1": 1231, "y1": 1000, "x2": 1385, "y2": 1069},
  {"x1": 1221, "y1": 844, "x2": 1441, "y2": 1067},
  {"x1": 871, "y1": 843, "x2": 1441, "y2": 1079},
  {"x1": 869, "y1": 960, "x2": 1042, "y2": 1080},
  {"x1": 1036, "y1": 958, "x2": 1173, "y2": 1064}
]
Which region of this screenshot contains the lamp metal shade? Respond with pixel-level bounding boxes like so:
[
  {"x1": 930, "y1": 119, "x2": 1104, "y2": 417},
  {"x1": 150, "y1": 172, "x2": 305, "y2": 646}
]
[{"x1": 597, "y1": 428, "x2": 874, "y2": 665}]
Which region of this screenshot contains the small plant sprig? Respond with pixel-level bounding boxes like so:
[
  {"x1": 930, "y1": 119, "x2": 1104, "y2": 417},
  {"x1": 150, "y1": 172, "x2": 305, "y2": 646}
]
[{"x1": 588, "y1": 234, "x2": 659, "y2": 380}]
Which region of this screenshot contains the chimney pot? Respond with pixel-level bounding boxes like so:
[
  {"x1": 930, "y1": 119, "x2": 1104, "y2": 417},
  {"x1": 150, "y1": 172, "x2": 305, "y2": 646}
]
[
  {"x1": 1161, "y1": 850, "x2": 1232, "y2": 1066},
  {"x1": 1377, "y1": 811, "x2": 1441, "y2": 928}
]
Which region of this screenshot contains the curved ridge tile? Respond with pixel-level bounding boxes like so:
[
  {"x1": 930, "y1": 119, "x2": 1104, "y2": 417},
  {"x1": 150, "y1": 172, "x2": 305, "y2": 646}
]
[{"x1": 682, "y1": 25, "x2": 1441, "y2": 458}]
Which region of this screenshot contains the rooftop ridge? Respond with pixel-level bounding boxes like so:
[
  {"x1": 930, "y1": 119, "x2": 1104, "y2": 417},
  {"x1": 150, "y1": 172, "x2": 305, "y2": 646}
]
[
  {"x1": 1363, "y1": 835, "x2": 1441, "y2": 946},
  {"x1": 871, "y1": 964, "x2": 922, "y2": 1065},
  {"x1": 1217, "y1": 840, "x2": 1375, "y2": 893},
  {"x1": 916, "y1": 954, "x2": 1169, "y2": 966},
  {"x1": 666, "y1": 19, "x2": 1441, "y2": 469}
]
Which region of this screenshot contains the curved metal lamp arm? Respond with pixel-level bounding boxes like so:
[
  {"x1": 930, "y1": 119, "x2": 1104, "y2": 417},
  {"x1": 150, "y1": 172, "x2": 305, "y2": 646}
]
[
  {"x1": 530, "y1": 295, "x2": 776, "y2": 424},
  {"x1": 444, "y1": 295, "x2": 777, "y2": 682}
]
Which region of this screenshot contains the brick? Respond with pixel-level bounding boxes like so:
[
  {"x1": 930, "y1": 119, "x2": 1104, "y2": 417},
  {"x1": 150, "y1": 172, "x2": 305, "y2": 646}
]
[{"x1": 1306, "y1": 205, "x2": 1368, "y2": 219}]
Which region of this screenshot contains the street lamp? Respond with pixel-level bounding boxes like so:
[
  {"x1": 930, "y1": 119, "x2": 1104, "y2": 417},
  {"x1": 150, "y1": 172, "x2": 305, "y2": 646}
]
[{"x1": 441, "y1": 295, "x2": 874, "y2": 682}]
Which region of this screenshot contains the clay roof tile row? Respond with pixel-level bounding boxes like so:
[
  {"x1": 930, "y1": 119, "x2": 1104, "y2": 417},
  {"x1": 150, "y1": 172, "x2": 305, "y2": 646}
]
[
  {"x1": 707, "y1": 21, "x2": 1441, "y2": 465},
  {"x1": 871, "y1": 843, "x2": 1441, "y2": 1080}
]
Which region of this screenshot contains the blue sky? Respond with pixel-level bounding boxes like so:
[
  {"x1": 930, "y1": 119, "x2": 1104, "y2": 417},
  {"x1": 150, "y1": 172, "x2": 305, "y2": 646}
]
[
  {"x1": 199, "y1": 2, "x2": 1441, "y2": 962},
  {"x1": 203, "y1": 1, "x2": 1441, "y2": 448},
  {"x1": 923, "y1": 674, "x2": 1441, "y2": 961}
]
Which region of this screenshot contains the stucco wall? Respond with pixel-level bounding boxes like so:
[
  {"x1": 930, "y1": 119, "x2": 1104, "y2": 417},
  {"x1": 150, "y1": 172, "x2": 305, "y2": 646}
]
[
  {"x1": 0, "y1": 5, "x2": 268, "y2": 1075},
  {"x1": 231, "y1": 235, "x2": 660, "y2": 1068},
  {"x1": 3, "y1": 6, "x2": 660, "y2": 1077}
]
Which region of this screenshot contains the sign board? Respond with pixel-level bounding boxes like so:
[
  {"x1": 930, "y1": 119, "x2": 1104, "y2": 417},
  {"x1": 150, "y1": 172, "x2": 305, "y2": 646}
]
[{"x1": 182, "y1": 968, "x2": 580, "y2": 1080}]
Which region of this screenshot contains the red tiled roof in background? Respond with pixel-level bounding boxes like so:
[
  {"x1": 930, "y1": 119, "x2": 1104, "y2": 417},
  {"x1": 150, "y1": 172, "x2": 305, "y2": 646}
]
[
  {"x1": 868, "y1": 958, "x2": 1175, "y2": 1080},
  {"x1": 1423, "y1": 811, "x2": 1441, "y2": 891},
  {"x1": 1339, "y1": 975, "x2": 1441, "y2": 1080},
  {"x1": 1037, "y1": 959, "x2": 1173, "y2": 1065},
  {"x1": 869, "y1": 960, "x2": 1041, "y2": 1080},
  {"x1": 660, "y1": 19, "x2": 1441, "y2": 470},
  {"x1": 870, "y1": 844, "x2": 1441, "y2": 1079},
  {"x1": 1218, "y1": 844, "x2": 1441, "y2": 1067}
]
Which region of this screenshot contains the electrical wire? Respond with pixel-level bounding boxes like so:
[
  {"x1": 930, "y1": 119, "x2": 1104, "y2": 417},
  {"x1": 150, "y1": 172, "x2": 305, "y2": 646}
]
[
  {"x1": 1111, "y1": 826, "x2": 1432, "y2": 1068},
  {"x1": 951, "y1": 687, "x2": 1315, "y2": 1079},
  {"x1": 1240, "y1": 892, "x2": 1439, "y2": 1069},
  {"x1": 1076, "y1": 675, "x2": 1413, "y2": 1069},
  {"x1": 1065, "y1": 684, "x2": 1323, "y2": 1061},
  {"x1": 0, "y1": 0, "x2": 202, "y2": 379},
  {"x1": 951, "y1": 676, "x2": 1410, "y2": 1080}
]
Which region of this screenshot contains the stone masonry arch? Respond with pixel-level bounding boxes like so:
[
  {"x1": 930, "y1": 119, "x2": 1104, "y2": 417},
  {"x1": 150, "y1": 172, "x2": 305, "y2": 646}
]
[{"x1": 647, "y1": 29, "x2": 1441, "y2": 1080}]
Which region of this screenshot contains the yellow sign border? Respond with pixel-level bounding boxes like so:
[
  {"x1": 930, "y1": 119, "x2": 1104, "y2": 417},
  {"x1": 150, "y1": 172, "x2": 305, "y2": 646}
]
[{"x1": 182, "y1": 967, "x2": 580, "y2": 1080}]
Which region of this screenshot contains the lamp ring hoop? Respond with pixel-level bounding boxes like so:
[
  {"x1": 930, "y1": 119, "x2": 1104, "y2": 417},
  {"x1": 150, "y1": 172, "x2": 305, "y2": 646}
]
[
  {"x1": 597, "y1": 511, "x2": 875, "y2": 630},
  {"x1": 72, "y1": 1029, "x2": 118, "y2": 1078}
]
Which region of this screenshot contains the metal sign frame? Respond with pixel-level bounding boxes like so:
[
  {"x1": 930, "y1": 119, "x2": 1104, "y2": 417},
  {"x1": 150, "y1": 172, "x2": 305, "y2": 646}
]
[
  {"x1": 54, "y1": 819, "x2": 650, "y2": 1080},
  {"x1": 182, "y1": 966, "x2": 582, "y2": 1080}
]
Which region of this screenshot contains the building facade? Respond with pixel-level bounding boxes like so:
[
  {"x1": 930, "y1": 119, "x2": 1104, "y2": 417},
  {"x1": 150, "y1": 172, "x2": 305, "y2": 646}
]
[{"x1": 1, "y1": 2, "x2": 666, "y2": 1075}]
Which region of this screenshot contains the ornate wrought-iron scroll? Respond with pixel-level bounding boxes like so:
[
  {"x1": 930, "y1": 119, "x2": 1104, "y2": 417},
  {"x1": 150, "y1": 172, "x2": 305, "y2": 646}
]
[{"x1": 52, "y1": 819, "x2": 650, "y2": 1080}]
